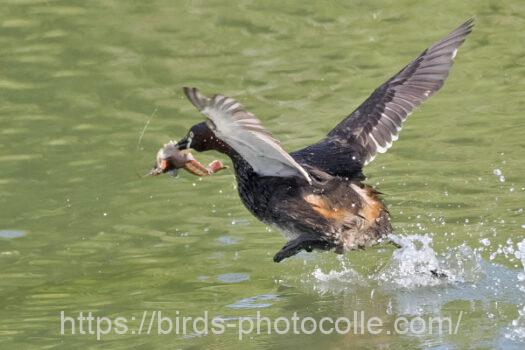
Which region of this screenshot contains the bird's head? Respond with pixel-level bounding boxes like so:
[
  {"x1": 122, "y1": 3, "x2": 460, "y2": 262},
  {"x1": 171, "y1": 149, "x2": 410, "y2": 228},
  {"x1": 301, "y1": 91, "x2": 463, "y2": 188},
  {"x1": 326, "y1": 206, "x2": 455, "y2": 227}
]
[{"x1": 175, "y1": 121, "x2": 229, "y2": 153}]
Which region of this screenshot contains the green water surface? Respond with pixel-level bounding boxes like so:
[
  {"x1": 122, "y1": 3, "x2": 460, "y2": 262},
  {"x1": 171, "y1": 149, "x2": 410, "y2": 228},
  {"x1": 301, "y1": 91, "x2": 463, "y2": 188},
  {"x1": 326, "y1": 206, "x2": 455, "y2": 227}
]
[{"x1": 1, "y1": 1, "x2": 525, "y2": 349}]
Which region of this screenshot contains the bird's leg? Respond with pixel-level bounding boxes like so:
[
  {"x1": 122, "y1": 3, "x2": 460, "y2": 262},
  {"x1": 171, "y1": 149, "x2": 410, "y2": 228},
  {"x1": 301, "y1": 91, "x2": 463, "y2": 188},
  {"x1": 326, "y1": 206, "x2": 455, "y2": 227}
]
[
  {"x1": 388, "y1": 239, "x2": 402, "y2": 249},
  {"x1": 273, "y1": 238, "x2": 303, "y2": 263},
  {"x1": 273, "y1": 236, "x2": 333, "y2": 263}
]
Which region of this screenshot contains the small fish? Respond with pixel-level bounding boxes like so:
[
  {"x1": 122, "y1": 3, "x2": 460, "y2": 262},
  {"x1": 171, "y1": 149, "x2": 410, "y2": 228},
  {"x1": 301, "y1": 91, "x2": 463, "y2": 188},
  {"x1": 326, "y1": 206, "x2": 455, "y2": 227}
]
[{"x1": 147, "y1": 141, "x2": 226, "y2": 177}]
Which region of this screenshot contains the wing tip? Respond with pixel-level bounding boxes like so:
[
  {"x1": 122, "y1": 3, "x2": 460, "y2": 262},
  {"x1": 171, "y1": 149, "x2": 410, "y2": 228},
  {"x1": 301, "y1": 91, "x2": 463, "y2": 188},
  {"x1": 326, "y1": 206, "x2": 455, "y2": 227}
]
[
  {"x1": 342, "y1": 19, "x2": 475, "y2": 168},
  {"x1": 453, "y1": 17, "x2": 475, "y2": 38},
  {"x1": 446, "y1": 18, "x2": 474, "y2": 62},
  {"x1": 463, "y1": 17, "x2": 475, "y2": 30},
  {"x1": 182, "y1": 86, "x2": 207, "y2": 110}
]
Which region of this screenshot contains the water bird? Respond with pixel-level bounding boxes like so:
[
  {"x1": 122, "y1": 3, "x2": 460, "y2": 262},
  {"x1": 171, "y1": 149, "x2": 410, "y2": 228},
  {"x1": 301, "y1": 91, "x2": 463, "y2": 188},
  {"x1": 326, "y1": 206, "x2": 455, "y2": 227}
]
[{"x1": 150, "y1": 19, "x2": 473, "y2": 262}]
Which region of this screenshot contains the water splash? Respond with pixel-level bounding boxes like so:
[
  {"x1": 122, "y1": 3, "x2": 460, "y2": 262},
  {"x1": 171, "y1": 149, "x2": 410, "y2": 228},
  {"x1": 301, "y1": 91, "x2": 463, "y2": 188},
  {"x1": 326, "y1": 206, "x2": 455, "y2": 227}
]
[
  {"x1": 505, "y1": 306, "x2": 525, "y2": 343},
  {"x1": 307, "y1": 235, "x2": 484, "y2": 291},
  {"x1": 376, "y1": 234, "x2": 446, "y2": 289},
  {"x1": 308, "y1": 256, "x2": 366, "y2": 293},
  {"x1": 515, "y1": 240, "x2": 525, "y2": 286},
  {"x1": 312, "y1": 258, "x2": 362, "y2": 283},
  {"x1": 504, "y1": 239, "x2": 525, "y2": 343}
]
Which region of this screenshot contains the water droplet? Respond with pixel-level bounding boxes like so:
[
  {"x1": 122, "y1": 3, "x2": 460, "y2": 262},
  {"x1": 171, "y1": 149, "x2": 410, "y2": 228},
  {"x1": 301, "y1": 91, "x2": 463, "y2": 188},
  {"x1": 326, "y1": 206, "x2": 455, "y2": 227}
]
[{"x1": 480, "y1": 238, "x2": 491, "y2": 247}]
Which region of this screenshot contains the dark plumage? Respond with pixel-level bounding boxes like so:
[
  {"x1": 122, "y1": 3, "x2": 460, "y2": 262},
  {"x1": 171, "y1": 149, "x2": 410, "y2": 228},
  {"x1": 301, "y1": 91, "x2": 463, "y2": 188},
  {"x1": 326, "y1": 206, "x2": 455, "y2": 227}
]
[{"x1": 162, "y1": 19, "x2": 473, "y2": 262}]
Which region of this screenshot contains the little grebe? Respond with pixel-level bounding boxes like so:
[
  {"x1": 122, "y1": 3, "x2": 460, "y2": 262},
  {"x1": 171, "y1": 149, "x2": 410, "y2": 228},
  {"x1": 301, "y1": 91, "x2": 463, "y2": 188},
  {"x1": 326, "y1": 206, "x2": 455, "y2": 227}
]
[{"x1": 152, "y1": 19, "x2": 473, "y2": 262}]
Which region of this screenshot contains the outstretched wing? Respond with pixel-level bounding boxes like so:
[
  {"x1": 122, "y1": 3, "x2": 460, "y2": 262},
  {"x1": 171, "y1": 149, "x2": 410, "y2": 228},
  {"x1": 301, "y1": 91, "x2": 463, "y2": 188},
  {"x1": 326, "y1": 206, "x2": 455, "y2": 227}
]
[
  {"x1": 297, "y1": 18, "x2": 474, "y2": 171},
  {"x1": 183, "y1": 87, "x2": 312, "y2": 184}
]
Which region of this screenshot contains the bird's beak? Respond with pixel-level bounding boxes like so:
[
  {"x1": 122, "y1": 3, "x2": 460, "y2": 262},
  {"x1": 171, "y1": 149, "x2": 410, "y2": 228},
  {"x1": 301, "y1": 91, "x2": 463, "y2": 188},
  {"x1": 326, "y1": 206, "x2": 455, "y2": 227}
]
[{"x1": 176, "y1": 136, "x2": 190, "y2": 150}]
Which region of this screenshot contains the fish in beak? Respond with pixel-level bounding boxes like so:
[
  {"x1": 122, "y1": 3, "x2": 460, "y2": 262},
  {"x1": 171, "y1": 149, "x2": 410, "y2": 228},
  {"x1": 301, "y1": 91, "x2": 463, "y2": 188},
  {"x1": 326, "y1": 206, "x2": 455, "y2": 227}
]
[{"x1": 147, "y1": 140, "x2": 226, "y2": 177}]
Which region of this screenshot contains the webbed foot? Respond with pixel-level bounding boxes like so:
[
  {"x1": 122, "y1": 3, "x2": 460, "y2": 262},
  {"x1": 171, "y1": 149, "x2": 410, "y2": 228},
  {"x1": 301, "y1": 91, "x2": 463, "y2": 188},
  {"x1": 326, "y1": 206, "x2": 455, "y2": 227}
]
[
  {"x1": 430, "y1": 269, "x2": 448, "y2": 278},
  {"x1": 273, "y1": 237, "x2": 333, "y2": 263}
]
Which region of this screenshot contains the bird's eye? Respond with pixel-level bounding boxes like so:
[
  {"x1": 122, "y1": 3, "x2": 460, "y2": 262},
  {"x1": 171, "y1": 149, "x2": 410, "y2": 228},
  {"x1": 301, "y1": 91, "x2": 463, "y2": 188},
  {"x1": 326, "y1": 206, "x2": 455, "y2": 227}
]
[{"x1": 189, "y1": 131, "x2": 194, "y2": 138}]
